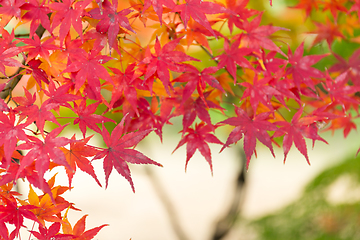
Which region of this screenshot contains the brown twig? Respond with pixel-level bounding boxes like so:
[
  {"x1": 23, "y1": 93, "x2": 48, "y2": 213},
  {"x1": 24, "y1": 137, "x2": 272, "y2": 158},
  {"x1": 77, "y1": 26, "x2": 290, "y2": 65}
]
[
  {"x1": 0, "y1": 25, "x2": 46, "y2": 100},
  {"x1": 211, "y1": 148, "x2": 247, "y2": 240},
  {"x1": 145, "y1": 166, "x2": 191, "y2": 240}
]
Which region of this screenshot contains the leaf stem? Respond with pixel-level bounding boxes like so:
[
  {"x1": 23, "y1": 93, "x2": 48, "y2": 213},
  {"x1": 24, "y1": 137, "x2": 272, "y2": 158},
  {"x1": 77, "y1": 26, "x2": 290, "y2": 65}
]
[{"x1": 27, "y1": 221, "x2": 36, "y2": 240}]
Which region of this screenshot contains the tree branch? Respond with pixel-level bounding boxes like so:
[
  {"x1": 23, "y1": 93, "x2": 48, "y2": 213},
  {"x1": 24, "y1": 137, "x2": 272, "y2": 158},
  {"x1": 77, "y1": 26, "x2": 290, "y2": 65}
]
[
  {"x1": 145, "y1": 166, "x2": 191, "y2": 240},
  {"x1": 0, "y1": 24, "x2": 46, "y2": 100},
  {"x1": 211, "y1": 148, "x2": 247, "y2": 240}
]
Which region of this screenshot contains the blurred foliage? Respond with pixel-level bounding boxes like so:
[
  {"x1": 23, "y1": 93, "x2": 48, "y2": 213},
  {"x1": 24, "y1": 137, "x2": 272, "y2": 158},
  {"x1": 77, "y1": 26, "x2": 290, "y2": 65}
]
[
  {"x1": 244, "y1": 1, "x2": 360, "y2": 238},
  {"x1": 251, "y1": 154, "x2": 360, "y2": 240}
]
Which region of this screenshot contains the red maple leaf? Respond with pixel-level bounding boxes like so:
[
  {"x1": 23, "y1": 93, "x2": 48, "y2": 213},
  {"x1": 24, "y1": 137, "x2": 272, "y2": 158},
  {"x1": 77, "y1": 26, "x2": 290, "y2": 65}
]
[
  {"x1": 0, "y1": 158, "x2": 56, "y2": 205},
  {"x1": 173, "y1": 0, "x2": 228, "y2": 36},
  {"x1": 29, "y1": 222, "x2": 73, "y2": 240},
  {"x1": 173, "y1": 122, "x2": 223, "y2": 174},
  {"x1": 309, "y1": 19, "x2": 344, "y2": 47},
  {"x1": 218, "y1": 0, "x2": 259, "y2": 33},
  {"x1": 129, "y1": 0, "x2": 158, "y2": 26},
  {"x1": 0, "y1": 221, "x2": 9, "y2": 240},
  {"x1": 49, "y1": 0, "x2": 92, "y2": 45},
  {"x1": 220, "y1": 106, "x2": 277, "y2": 168},
  {"x1": 286, "y1": 42, "x2": 327, "y2": 90},
  {"x1": 89, "y1": 0, "x2": 135, "y2": 49},
  {"x1": 330, "y1": 49, "x2": 360, "y2": 86},
  {"x1": 139, "y1": 37, "x2": 199, "y2": 95},
  {"x1": 321, "y1": 0, "x2": 348, "y2": 19},
  {"x1": 180, "y1": 18, "x2": 219, "y2": 51},
  {"x1": 268, "y1": 70, "x2": 300, "y2": 107},
  {"x1": 325, "y1": 111, "x2": 356, "y2": 139},
  {"x1": 12, "y1": 88, "x2": 36, "y2": 117},
  {"x1": 0, "y1": 47, "x2": 22, "y2": 77},
  {"x1": 350, "y1": 0, "x2": 360, "y2": 12},
  {"x1": 240, "y1": 74, "x2": 281, "y2": 112},
  {"x1": 0, "y1": 29, "x2": 19, "y2": 50},
  {"x1": 0, "y1": 0, "x2": 25, "y2": 22},
  {"x1": 63, "y1": 48, "x2": 112, "y2": 100},
  {"x1": 21, "y1": 35, "x2": 60, "y2": 64},
  {"x1": 0, "y1": 197, "x2": 39, "y2": 239},
  {"x1": 256, "y1": 50, "x2": 287, "y2": 75},
  {"x1": 239, "y1": 13, "x2": 287, "y2": 54},
  {"x1": 178, "y1": 91, "x2": 224, "y2": 135},
  {"x1": 143, "y1": 0, "x2": 175, "y2": 24},
  {"x1": 173, "y1": 65, "x2": 225, "y2": 104},
  {"x1": 83, "y1": 29, "x2": 110, "y2": 54},
  {"x1": 289, "y1": 0, "x2": 319, "y2": 19},
  {"x1": 61, "y1": 34, "x2": 86, "y2": 60},
  {"x1": 0, "y1": 112, "x2": 29, "y2": 168},
  {"x1": 215, "y1": 38, "x2": 253, "y2": 82},
  {"x1": 0, "y1": 156, "x2": 55, "y2": 199},
  {"x1": 273, "y1": 108, "x2": 328, "y2": 164},
  {"x1": 26, "y1": 59, "x2": 50, "y2": 85},
  {"x1": 124, "y1": 97, "x2": 170, "y2": 141},
  {"x1": 16, "y1": 126, "x2": 72, "y2": 189},
  {"x1": 73, "y1": 99, "x2": 116, "y2": 138},
  {"x1": 42, "y1": 80, "x2": 82, "y2": 113},
  {"x1": 61, "y1": 135, "x2": 101, "y2": 188},
  {"x1": 108, "y1": 63, "x2": 139, "y2": 114},
  {"x1": 93, "y1": 116, "x2": 162, "y2": 191},
  {"x1": 322, "y1": 71, "x2": 360, "y2": 109},
  {"x1": 0, "y1": 180, "x2": 21, "y2": 204},
  {"x1": 13, "y1": 88, "x2": 60, "y2": 135},
  {"x1": 21, "y1": 0, "x2": 52, "y2": 37}
]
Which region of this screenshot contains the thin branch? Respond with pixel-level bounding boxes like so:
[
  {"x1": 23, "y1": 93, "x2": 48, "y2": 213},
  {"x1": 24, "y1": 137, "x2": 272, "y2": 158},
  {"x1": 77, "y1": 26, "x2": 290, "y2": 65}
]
[
  {"x1": 211, "y1": 148, "x2": 247, "y2": 240},
  {"x1": 0, "y1": 24, "x2": 46, "y2": 100},
  {"x1": 15, "y1": 33, "x2": 31, "y2": 38},
  {"x1": 145, "y1": 166, "x2": 191, "y2": 240}
]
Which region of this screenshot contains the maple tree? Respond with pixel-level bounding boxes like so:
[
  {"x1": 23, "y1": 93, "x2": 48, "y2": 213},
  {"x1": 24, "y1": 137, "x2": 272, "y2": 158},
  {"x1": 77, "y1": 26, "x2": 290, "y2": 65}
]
[{"x1": 0, "y1": 0, "x2": 360, "y2": 238}]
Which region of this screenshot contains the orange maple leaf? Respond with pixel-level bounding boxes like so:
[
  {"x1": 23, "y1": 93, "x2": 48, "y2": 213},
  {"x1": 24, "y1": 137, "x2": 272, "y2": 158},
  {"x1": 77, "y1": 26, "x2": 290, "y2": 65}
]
[
  {"x1": 62, "y1": 213, "x2": 108, "y2": 240},
  {"x1": 20, "y1": 185, "x2": 70, "y2": 226}
]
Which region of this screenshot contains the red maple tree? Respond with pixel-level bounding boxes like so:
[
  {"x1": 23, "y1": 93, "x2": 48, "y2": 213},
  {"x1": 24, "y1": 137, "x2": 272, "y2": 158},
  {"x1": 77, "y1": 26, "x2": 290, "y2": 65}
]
[{"x1": 0, "y1": 0, "x2": 360, "y2": 238}]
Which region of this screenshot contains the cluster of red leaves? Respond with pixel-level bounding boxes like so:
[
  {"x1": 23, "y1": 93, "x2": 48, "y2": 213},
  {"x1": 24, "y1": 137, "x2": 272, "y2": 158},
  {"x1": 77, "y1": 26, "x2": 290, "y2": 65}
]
[
  {"x1": 0, "y1": 173, "x2": 107, "y2": 239},
  {"x1": 0, "y1": 0, "x2": 360, "y2": 237}
]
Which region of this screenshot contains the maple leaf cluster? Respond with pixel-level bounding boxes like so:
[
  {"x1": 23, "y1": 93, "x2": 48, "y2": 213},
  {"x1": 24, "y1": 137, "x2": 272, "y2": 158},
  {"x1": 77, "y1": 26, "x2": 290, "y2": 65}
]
[
  {"x1": 0, "y1": 0, "x2": 360, "y2": 237},
  {"x1": 0, "y1": 174, "x2": 107, "y2": 239}
]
